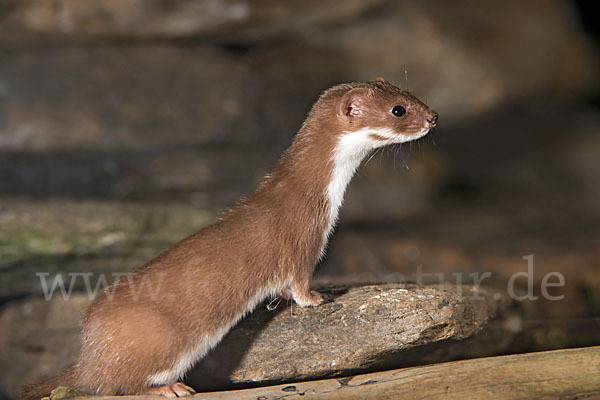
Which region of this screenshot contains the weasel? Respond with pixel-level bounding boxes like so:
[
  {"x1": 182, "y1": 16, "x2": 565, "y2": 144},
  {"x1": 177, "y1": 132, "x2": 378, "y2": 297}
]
[{"x1": 23, "y1": 77, "x2": 437, "y2": 399}]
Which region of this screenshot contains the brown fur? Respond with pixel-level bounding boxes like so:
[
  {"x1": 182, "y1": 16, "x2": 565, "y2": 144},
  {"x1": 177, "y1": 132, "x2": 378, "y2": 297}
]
[{"x1": 22, "y1": 79, "x2": 437, "y2": 399}]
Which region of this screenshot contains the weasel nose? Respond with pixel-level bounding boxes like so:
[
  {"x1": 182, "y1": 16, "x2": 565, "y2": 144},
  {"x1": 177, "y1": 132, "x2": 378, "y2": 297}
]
[{"x1": 427, "y1": 112, "x2": 438, "y2": 127}]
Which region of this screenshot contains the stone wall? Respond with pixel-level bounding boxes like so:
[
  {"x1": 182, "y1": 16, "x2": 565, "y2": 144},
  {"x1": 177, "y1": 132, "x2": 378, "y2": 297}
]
[{"x1": 1, "y1": 0, "x2": 597, "y2": 207}]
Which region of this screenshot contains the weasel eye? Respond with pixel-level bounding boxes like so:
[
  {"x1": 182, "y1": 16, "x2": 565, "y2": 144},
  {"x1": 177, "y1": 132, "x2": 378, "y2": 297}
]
[{"x1": 391, "y1": 105, "x2": 406, "y2": 118}]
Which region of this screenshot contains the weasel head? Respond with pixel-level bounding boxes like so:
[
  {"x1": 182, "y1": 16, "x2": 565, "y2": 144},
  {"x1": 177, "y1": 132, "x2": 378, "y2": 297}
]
[{"x1": 334, "y1": 77, "x2": 437, "y2": 147}]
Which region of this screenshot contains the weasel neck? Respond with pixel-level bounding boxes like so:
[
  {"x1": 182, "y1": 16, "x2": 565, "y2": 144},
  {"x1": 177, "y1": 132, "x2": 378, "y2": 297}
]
[
  {"x1": 247, "y1": 124, "x2": 375, "y2": 261},
  {"x1": 323, "y1": 130, "x2": 375, "y2": 243},
  {"x1": 279, "y1": 126, "x2": 375, "y2": 253}
]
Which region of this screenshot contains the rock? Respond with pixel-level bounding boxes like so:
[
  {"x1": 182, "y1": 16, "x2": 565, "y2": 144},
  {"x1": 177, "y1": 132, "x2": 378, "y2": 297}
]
[
  {"x1": 0, "y1": 199, "x2": 213, "y2": 302},
  {"x1": 1, "y1": 1, "x2": 596, "y2": 132},
  {"x1": 1, "y1": 3, "x2": 597, "y2": 215},
  {"x1": 0, "y1": 44, "x2": 300, "y2": 202},
  {"x1": 248, "y1": 0, "x2": 599, "y2": 125},
  {"x1": 47, "y1": 386, "x2": 85, "y2": 400},
  {"x1": 186, "y1": 284, "x2": 504, "y2": 389},
  {"x1": 0, "y1": 45, "x2": 295, "y2": 152},
  {"x1": 2, "y1": 284, "x2": 505, "y2": 398},
  {"x1": 0, "y1": 0, "x2": 386, "y2": 40}
]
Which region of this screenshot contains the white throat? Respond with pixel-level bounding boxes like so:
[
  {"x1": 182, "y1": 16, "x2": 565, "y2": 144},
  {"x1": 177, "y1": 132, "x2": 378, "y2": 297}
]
[{"x1": 321, "y1": 127, "x2": 429, "y2": 254}]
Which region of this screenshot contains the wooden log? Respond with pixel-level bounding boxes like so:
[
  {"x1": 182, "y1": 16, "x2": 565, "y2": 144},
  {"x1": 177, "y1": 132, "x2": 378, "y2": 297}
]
[{"x1": 77, "y1": 346, "x2": 600, "y2": 400}]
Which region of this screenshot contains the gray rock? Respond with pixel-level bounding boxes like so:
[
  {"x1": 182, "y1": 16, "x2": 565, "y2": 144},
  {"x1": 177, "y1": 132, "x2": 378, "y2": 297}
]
[
  {"x1": 0, "y1": 0, "x2": 386, "y2": 41},
  {"x1": 186, "y1": 284, "x2": 504, "y2": 389},
  {"x1": 1, "y1": 1, "x2": 597, "y2": 211},
  {"x1": 1, "y1": 1, "x2": 598, "y2": 214},
  {"x1": 255, "y1": 0, "x2": 598, "y2": 126},
  {"x1": 0, "y1": 45, "x2": 298, "y2": 202},
  {"x1": 0, "y1": 199, "x2": 213, "y2": 301},
  {"x1": 0, "y1": 45, "x2": 294, "y2": 152}
]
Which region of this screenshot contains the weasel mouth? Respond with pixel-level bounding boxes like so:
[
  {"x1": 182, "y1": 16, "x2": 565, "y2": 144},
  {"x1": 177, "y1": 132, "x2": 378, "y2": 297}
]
[
  {"x1": 380, "y1": 128, "x2": 430, "y2": 144},
  {"x1": 362, "y1": 127, "x2": 429, "y2": 145},
  {"x1": 408, "y1": 128, "x2": 430, "y2": 141}
]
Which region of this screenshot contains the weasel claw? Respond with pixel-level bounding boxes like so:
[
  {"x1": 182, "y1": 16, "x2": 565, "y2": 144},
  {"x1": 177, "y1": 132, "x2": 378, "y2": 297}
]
[{"x1": 146, "y1": 382, "x2": 196, "y2": 397}]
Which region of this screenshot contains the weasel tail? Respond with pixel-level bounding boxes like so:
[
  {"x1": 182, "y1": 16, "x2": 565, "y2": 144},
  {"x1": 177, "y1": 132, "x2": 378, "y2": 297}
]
[{"x1": 22, "y1": 370, "x2": 76, "y2": 400}]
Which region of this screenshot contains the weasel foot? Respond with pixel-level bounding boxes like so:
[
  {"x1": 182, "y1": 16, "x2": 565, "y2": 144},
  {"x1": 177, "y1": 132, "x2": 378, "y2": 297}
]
[
  {"x1": 146, "y1": 383, "x2": 196, "y2": 397},
  {"x1": 295, "y1": 290, "x2": 324, "y2": 307}
]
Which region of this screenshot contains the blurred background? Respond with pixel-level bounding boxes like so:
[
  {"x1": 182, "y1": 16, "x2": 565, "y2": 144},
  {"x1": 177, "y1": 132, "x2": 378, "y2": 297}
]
[{"x1": 1, "y1": 0, "x2": 599, "y2": 398}]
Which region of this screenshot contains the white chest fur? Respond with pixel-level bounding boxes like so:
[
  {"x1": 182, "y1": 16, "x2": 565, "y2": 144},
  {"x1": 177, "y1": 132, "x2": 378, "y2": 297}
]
[{"x1": 321, "y1": 127, "x2": 429, "y2": 254}]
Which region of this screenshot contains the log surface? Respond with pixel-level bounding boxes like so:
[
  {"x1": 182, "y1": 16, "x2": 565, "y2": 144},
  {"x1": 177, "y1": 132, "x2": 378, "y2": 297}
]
[{"x1": 78, "y1": 346, "x2": 600, "y2": 400}]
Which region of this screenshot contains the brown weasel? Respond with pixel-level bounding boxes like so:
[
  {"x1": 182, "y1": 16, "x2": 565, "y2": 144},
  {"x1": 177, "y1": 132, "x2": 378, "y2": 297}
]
[{"x1": 23, "y1": 77, "x2": 437, "y2": 399}]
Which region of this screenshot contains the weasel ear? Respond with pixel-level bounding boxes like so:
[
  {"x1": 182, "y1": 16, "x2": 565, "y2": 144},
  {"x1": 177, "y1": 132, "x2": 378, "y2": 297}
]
[
  {"x1": 376, "y1": 76, "x2": 387, "y2": 83},
  {"x1": 339, "y1": 88, "x2": 371, "y2": 120}
]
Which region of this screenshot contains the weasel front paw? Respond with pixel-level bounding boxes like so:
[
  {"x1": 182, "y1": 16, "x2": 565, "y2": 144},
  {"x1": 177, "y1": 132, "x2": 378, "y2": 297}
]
[
  {"x1": 294, "y1": 290, "x2": 324, "y2": 307},
  {"x1": 308, "y1": 290, "x2": 324, "y2": 306}
]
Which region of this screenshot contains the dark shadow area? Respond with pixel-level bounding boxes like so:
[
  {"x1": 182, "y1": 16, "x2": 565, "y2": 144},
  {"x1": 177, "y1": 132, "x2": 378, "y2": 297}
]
[
  {"x1": 185, "y1": 286, "x2": 349, "y2": 392},
  {"x1": 184, "y1": 300, "x2": 281, "y2": 392}
]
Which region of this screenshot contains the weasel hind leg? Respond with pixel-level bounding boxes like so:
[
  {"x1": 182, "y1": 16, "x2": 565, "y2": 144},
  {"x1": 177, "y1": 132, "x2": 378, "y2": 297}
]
[{"x1": 78, "y1": 305, "x2": 192, "y2": 396}]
